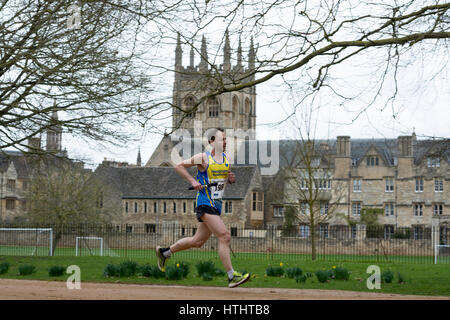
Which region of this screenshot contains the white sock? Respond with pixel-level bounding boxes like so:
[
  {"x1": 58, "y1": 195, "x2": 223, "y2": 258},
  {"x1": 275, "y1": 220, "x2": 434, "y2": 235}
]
[
  {"x1": 227, "y1": 269, "x2": 235, "y2": 280},
  {"x1": 163, "y1": 248, "x2": 172, "y2": 258}
]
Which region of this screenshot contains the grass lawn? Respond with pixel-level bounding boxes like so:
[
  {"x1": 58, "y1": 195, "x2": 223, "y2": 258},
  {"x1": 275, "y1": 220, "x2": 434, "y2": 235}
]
[{"x1": 0, "y1": 252, "x2": 449, "y2": 297}]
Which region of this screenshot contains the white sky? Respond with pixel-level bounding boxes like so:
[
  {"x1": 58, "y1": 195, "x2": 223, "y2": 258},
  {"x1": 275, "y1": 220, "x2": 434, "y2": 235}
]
[{"x1": 51, "y1": 2, "x2": 450, "y2": 168}]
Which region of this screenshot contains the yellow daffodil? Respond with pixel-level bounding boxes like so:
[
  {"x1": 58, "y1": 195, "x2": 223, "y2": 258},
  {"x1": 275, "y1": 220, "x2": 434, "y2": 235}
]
[
  {"x1": 280, "y1": 262, "x2": 284, "y2": 267},
  {"x1": 176, "y1": 263, "x2": 180, "y2": 268}
]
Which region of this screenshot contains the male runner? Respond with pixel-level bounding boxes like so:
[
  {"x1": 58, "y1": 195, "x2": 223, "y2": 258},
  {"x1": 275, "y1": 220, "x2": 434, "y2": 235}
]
[{"x1": 156, "y1": 128, "x2": 250, "y2": 288}]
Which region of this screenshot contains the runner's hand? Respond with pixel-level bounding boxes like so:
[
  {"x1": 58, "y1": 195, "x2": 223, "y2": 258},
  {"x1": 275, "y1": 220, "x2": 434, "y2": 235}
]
[
  {"x1": 227, "y1": 171, "x2": 235, "y2": 184},
  {"x1": 191, "y1": 180, "x2": 203, "y2": 191}
]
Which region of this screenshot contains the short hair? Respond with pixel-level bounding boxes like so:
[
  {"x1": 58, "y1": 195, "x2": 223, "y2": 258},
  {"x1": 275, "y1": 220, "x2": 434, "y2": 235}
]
[{"x1": 208, "y1": 127, "x2": 225, "y2": 143}]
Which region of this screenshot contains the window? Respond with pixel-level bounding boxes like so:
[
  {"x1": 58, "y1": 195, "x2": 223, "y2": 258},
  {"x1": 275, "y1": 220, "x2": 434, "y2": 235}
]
[
  {"x1": 145, "y1": 224, "x2": 156, "y2": 233},
  {"x1": 299, "y1": 225, "x2": 310, "y2": 238},
  {"x1": 125, "y1": 202, "x2": 128, "y2": 213},
  {"x1": 252, "y1": 192, "x2": 263, "y2": 211},
  {"x1": 384, "y1": 203, "x2": 395, "y2": 216},
  {"x1": 366, "y1": 156, "x2": 379, "y2": 166},
  {"x1": 144, "y1": 202, "x2": 147, "y2": 213},
  {"x1": 193, "y1": 201, "x2": 196, "y2": 211},
  {"x1": 351, "y1": 225, "x2": 357, "y2": 239},
  {"x1": 163, "y1": 202, "x2": 167, "y2": 214},
  {"x1": 97, "y1": 193, "x2": 104, "y2": 208},
  {"x1": 192, "y1": 228, "x2": 197, "y2": 236},
  {"x1": 352, "y1": 203, "x2": 361, "y2": 216},
  {"x1": 318, "y1": 179, "x2": 331, "y2": 190},
  {"x1": 415, "y1": 178, "x2": 424, "y2": 192},
  {"x1": 319, "y1": 224, "x2": 329, "y2": 238},
  {"x1": 384, "y1": 226, "x2": 394, "y2": 239},
  {"x1": 154, "y1": 202, "x2": 157, "y2": 213},
  {"x1": 434, "y1": 204, "x2": 443, "y2": 215},
  {"x1": 184, "y1": 96, "x2": 196, "y2": 118},
  {"x1": 351, "y1": 158, "x2": 358, "y2": 166},
  {"x1": 126, "y1": 226, "x2": 133, "y2": 233},
  {"x1": 183, "y1": 202, "x2": 186, "y2": 214},
  {"x1": 311, "y1": 157, "x2": 320, "y2": 167},
  {"x1": 230, "y1": 227, "x2": 238, "y2": 237},
  {"x1": 414, "y1": 203, "x2": 423, "y2": 216},
  {"x1": 353, "y1": 179, "x2": 362, "y2": 192},
  {"x1": 232, "y1": 96, "x2": 239, "y2": 119},
  {"x1": 273, "y1": 206, "x2": 284, "y2": 217},
  {"x1": 427, "y1": 157, "x2": 440, "y2": 167},
  {"x1": 385, "y1": 177, "x2": 394, "y2": 192},
  {"x1": 435, "y1": 179, "x2": 443, "y2": 192},
  {"x1": 6, "y1": 179, "x2": 15, "y2": 191},
  {"x1": 134, "y1": 202, "x2": 138, "y2": 213},
  {"x1": 320, "y1": 202, "x2": 329, "y2": 216},
  {"x1": 225, "y1": 201, "x2": 233, "y2": 214},
  {"x1": 300, "y1": 202, "x2": 310, "y2": 215},
  {"x1": 22, "y1": 200, "x2": 27, "y2": 210},
  {"x1": 181, "y1": 227, "x2": 186, "y2": 236},
  {"x1": 6, "y1": 199, "x2": 15, "y2": 210},
  {"x1": 22, "y1": 181, "x2": 28, "y2": 190},
  {"x1": 173, "y1": 202, "x2": 176, "y2": 213},
  {"x1": 300, "y1": 179, "x2": 307, "y2": 190},
  {"x1": 413, "y1": 226, "x2": 423, "y2": 240},
  {"x1": 208, "y1": 97, "x2": 219, "y2": 117}
]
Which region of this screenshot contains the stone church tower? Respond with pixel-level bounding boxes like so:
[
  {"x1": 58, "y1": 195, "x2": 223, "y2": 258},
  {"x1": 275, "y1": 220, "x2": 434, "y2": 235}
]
[{"x1": 146, "y1": 31, "x2": 257, "y2": 167}]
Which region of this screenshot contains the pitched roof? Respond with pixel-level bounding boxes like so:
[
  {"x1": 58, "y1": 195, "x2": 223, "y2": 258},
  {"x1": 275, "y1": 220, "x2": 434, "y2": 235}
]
[
  {"x1": 94, "y1": 165, "x2": 258, "y2": 200},
  {"x1": 233, "y1": 138, "x2": 450, "y2": 169},
  {"x1": 0, "y1": 151, "x2": 30, "y2": 179}
]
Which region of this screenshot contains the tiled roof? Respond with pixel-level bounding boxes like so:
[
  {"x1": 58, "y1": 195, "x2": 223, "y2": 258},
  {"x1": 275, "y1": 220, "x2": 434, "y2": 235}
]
[{"x1": 94, "y1": 165, "x2": 258, "y2": 200}]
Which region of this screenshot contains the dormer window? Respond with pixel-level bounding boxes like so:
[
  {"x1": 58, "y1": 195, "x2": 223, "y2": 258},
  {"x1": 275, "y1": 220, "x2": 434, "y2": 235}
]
[
  {"x1": 427, "y1": 157, "x2": 440, "y2": 168},
  {"x1": 366, "y1": 156, "x2": 379, "y2": 166},
  {"x1": 351, "y1": 158, "x2": 358, "y2": 166},
  {"x1": 311, "y1": 157, "x2": 320, "y2": 167}
]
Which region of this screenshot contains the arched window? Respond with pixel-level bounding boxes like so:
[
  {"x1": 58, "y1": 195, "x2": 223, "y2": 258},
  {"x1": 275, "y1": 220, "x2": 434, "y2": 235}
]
[
  {"x1": 208, "y1": 97, "x2": 219, "y2": 118},
  {"x1": 244, "y1": 98, "x2": 250, "y2": 114},
  {"x1": 232, "y1": 96, "x2": 239, "y2": 119},
  {"x1": 183, "y1": 96, "x2": 196, "y2": 118}
]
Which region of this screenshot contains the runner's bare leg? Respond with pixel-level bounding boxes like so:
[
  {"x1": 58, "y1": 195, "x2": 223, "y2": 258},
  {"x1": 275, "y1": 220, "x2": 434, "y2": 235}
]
[
  {"x1": 201, "y1": 214, "x2": 232, "y2": 272},
  {"x1": 169, "y1": 222, "x2": 212, "y2": 253}
]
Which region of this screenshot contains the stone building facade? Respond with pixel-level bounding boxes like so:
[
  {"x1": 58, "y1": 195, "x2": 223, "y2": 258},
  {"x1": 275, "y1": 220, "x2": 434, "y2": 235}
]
[
  {"x1": 0, "y1": 111, "x2": 69, "y2": 222},
  {"x1": 263, "y1": 136, "x2": 449, "y2": 240},
  {"x1": 94, "y1": 164, "x2": 265, "y2": 230}
]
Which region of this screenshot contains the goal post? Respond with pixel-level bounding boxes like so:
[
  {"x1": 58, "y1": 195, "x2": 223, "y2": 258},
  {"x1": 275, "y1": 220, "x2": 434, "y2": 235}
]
[
  {"x1": 0, "y1": 228, "x2": 53, "y2": 256},
  {"x1": 75, "y1": 236, "x2": 104, "y2": 256}
]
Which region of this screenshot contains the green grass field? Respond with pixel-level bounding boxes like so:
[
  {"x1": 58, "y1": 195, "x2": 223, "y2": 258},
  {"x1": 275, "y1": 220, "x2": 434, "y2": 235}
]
[
  {"x1": 1, "y1": 251, "x2": 449, "y2": 297},
  {"x1": 1, "y1": 244, "x2": 445, "y2": 264}
]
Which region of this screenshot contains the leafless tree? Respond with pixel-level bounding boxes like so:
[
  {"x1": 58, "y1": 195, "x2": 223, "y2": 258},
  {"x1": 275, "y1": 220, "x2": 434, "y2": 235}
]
[
  {"x1": 166, "y1": 1, "x2": 449, "y2": 129},
  {"x1": 25, "y1": 159, "x2": 121, "y2": 253},
  {"x1": 0, "y1": 0, "x2": 184, "y2": 155}
]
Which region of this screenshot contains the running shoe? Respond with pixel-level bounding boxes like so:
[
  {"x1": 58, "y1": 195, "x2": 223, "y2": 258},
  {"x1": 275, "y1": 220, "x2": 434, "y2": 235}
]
[
  {"x1": 228, "y1": 271, "x2": 250, "y2": 288},
  {"x1": 155, "y1": 246, "x2": 169, "y2": 272}
]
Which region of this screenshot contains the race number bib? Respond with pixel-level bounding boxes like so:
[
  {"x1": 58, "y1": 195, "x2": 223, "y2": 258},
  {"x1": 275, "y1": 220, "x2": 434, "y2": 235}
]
[{"x1": 210, "y1": 179, "x2": 226, "y2": 200}]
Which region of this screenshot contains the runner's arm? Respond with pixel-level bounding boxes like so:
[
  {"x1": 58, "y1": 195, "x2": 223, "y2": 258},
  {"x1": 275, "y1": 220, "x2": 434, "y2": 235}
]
[{"x1": 175, "y1": 153, "x2": 207, "y2": 191}]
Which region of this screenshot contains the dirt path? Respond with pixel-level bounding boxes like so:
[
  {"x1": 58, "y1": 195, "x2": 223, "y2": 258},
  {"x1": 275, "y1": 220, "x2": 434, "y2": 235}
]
[{"x1": 0, "y1": 279, "x2": 448, "y2": 300}]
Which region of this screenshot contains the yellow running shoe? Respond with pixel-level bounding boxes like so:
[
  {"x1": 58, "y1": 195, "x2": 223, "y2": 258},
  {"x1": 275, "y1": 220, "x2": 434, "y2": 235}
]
[
  {"x1": 228, "y1": 271, "x2": 250, "y2": 288},
  {"x1": 155, "y1": 246, "x2": 169, "y2": 272}
]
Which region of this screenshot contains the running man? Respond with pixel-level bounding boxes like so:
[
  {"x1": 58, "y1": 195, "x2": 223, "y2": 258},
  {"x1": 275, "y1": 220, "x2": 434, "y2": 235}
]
[{"x1": 156, "y1": 128, "x2": 250, "y2": 288}]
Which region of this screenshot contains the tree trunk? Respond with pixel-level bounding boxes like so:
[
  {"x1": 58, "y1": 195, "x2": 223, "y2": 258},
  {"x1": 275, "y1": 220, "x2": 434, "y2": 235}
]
[
  {"x1": 52, "y1": 231, "x2": 62, "y2": 256},
  {"x1": 311, "y1": 222, "x2": 316, "y2": 261}
]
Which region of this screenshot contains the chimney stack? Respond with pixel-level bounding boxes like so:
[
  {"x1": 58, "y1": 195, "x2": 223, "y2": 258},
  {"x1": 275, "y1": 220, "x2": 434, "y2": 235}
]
[{"x1": 336, "y1": 136, "x2": 351, "y2": 157}]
